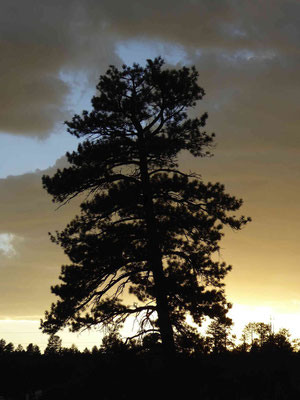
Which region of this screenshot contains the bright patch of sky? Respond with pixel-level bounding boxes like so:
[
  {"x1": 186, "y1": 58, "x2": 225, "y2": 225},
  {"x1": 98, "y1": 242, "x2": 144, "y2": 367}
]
[
  {"x1": 0, "y1": 72, "x2": 94, "y2": 179},
  {"x1": 58, "y1": 70, "x2": 95, "y2": 113},
  {"x1": 0, "y1": 317, "x2": 148, "y2": 351},
  {"x1": 0, "y1": 131, "x2": 78, "y2": 178},
  {"x1": 222, "y1": 49, "x2": 277, "y2": 63},
  {"x1": 0, "y1": 320, "x2": 105, "y2": 351},
  {"x1": 115, "y1": 39, "x2": 189, "y2": 66},
  {"x1": 0, "y1": 233, "x2": 17, "y2": 258},
  {"x1": 228, "y1": 303, "x2": 300, "y2": 340}
]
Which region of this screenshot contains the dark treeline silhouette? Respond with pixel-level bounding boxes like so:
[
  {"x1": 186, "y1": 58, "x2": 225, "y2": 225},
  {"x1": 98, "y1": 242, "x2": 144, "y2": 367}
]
[{"x1": 1, "y1": 323, "x2": 300, "y2": 399}]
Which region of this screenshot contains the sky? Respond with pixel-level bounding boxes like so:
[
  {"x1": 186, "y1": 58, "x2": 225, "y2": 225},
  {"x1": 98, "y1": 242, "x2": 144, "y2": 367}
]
[{"x1": 1, "y1": 0, "x2": 300, "y2": 350}]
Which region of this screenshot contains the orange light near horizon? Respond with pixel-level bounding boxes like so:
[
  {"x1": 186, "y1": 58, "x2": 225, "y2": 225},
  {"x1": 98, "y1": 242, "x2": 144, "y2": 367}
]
[{"x1": 0, "y1": 320, "x2": 104, "y2": 351}]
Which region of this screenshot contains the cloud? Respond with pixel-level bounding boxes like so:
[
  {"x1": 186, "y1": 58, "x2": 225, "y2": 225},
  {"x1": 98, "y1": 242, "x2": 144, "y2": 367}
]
[
  {"x1": 0, "y1": 160, "x2": 81, "y2": 318},
  {"x1": 0, "y1": 233, "x2": 19, "y2": 258},
  {"x1": 0, "y1": 0, "x2": 119, "y2": 137},
  {"x1": 2, "y1": 0, "x2": 300, "y2": 138},
  {"x1": 184, "y1": 49, "x2": 300, "y2": 152},
  {"x1": 96, "y1": 0, "x2": 300, "y2": 54},
  {"x1": 0, "y1": 164, "x2": 68, "y2": 236}
]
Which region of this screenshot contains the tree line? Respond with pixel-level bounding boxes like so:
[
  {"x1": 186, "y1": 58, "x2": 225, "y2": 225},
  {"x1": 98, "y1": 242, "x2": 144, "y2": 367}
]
[
  {"x1": 1, "y1": 320, "x2": 300, "y2": 399},
  {"x1": 0, "y1": 319, "x2": 298, "y2": 356}
]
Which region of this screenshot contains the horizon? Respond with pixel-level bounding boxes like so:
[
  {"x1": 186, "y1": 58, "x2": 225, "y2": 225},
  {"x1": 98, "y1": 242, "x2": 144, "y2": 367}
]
[{"x1": 0, "y1": 303, "x2": 298, "y2": 352}]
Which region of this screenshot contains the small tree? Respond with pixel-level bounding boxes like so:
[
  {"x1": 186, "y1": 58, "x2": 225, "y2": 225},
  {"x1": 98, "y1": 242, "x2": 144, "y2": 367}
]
[
  {"x1": 61, "y1": 343, "x2": 80, "y2": 355},
  {"x1": 242, "y1": 322, "x2": 257, "y2": 346},
  {"x1": 206, "y1": 317, "x2": 233, "y2": 353},
  {"x1": 255, "y1": 322, "x2": 271, "y2": 347},
  {"x1": 262, "y1": 328, "x2": 292, "y2": 353},
  {"x1": 175, "y1": 330, "x2": 209, "y2": 355},
  {"x1": 26, "y1": 343, "x2": 41, "y2": 355},
  {"x1": 41, "y1": 58, "x2": 250, "y2": 356},
  {"x1": 0, "y1": 339, "x2": 6, "y2": 353},
  {"x1": 83, "y1": 347, "x2": 91, "y2": 354},
  {"x1": 91, "y1": 345, "x2": 99, "y2": 355},
  {"x1": 242, "y1": 322, "x2": 272, "y2": 350},
  {"x1": 15, "y1": 344, "x2": 24, "y2": 353},
  {"x1": 235, "y1": 331, "x2": 252, "y2": 353},
  {"x1": 100, "y1": 332, "x2": 129, "y2": 355},
  {"x1": 4, "y1": 342, "x2": 14, "y2": 353},
  {"x1": 44, "y1": 334, "x2": 62, "y2": 355}
]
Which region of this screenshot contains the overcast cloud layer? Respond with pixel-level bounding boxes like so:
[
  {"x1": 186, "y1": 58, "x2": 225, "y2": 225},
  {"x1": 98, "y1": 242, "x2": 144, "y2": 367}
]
[
  {"x1": 1, "y1": 0, "x2": 300, "y2": 324},
  {"x1": 2, "y1": 0, "x2": 300, "y2": 138}
]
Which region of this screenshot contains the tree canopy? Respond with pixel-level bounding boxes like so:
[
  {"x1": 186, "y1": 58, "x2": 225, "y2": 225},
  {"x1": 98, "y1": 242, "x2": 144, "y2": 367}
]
[{"x1": 41, "y1": 57, "x2": 250, "y2": 356}]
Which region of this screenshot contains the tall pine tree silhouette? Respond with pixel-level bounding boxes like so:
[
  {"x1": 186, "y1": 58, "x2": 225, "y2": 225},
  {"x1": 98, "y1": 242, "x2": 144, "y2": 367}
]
[{"x1": 41, "y1": 58, "x2": 250, "y2": 356}]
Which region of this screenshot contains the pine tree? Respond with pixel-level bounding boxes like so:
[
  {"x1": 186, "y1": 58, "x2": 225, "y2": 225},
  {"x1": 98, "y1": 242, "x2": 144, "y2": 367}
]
[
  {"x1": 206, "y1": 317, "x2": 233, "y2": 353},
  {"x1": 41, "y1": 57, "x2": 250, "y2": 356},
  {"x1": 26, "y1": 343, "x2": 41, "y2": 355},
  {"x1": 15, "y1": 344, "x2": 24, "y2": 353},
  {"x1": 44, "y1": 334, "x2": 62, "y2": 355}
]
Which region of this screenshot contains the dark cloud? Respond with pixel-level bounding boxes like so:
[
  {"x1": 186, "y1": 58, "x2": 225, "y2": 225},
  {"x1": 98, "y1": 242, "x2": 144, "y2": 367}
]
[
  {"x1": 2, "y1": 0, "x2": 300, "y2": 138},
  {"x1": 185, "y1": 50, "x2": 300, "y2": 152},
  {"x1": 97, "y1": 0, "x2": 300, "y2": 53},
  {"x1": 0, "y1": 0, "x2": 119, "y2": 137}
]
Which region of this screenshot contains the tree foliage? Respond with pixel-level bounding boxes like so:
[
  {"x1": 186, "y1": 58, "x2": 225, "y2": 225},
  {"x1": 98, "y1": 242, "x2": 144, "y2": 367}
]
[
  {"x1": 40, "y1": 57, "x2": 250, "y2": 355},
  {"x1": 262, "y1": 328, "x2": 292, "y2": 353},
  {"x1": 242, "y1": 322, "x2": 271, "y2": 347},
  {"x1": 26, "y1": 343, "x2": 41, "y2": 355},
  {"x1": 206, "y1": 317, "x2": 234, "y2": 353},
  {"x1": 44, "y1": 334, "x2": 62, "y2": 355}
]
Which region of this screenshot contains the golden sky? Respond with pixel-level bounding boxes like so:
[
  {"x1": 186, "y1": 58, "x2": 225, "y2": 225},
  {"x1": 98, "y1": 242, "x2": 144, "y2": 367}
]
[{"x1": 0, "y1": 0, "x2": 300, "y2": 349}]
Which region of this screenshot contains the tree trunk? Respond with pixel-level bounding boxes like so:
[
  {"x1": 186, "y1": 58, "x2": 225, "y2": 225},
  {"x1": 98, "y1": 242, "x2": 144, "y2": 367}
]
[{"x1": 138, "y1": 144, "x2": 176, "y2": 357}]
